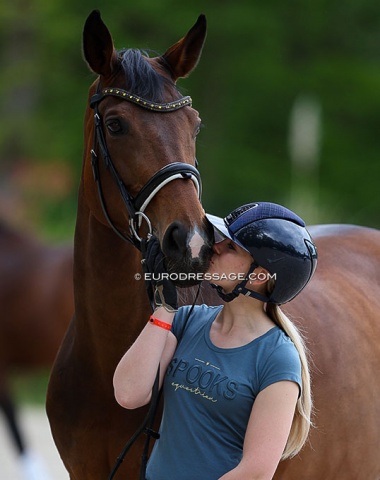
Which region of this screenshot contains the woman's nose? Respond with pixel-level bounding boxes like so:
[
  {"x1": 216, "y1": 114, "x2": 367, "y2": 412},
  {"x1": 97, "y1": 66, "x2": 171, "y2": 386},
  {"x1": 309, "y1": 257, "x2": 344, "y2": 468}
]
[{"x1": 212, "y1": 239, "x2": 226, "y2": 254}]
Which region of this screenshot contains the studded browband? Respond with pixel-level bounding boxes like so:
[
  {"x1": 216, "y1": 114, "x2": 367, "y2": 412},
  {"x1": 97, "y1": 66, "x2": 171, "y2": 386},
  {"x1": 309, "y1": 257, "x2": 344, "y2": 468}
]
[{"x1": 90, "y1": 88, "x2": 192, "y2": 112}]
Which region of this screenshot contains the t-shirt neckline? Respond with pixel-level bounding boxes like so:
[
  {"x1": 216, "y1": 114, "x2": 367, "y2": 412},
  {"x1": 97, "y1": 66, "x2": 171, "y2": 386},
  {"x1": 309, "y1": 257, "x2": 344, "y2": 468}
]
[{"x1": 205, "y1": 306, "x2": 279, "y2": 352}]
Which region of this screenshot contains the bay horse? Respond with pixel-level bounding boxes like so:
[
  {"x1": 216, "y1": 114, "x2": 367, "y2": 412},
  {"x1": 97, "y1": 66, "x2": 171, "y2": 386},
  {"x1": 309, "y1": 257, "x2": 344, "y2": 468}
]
[
  {"x1": 46, "y1": 10, "x2": 380, "y2": 480},
  {"x1": 46, "y1": 10, "x2": 213, "y2": 480},
  {"x1": 0, "y1": 219, "x2": 73, "y2": 478}
]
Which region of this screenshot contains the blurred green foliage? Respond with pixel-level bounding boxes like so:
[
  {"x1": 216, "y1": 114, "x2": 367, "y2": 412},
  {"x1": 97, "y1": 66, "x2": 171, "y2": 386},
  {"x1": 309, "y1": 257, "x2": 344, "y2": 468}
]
[
  {"x1": 10, "y1": 369, "x2": 50, "y2": 405},
  {"x1": 0, "y1": 0, "x2": 379, "y2": 241}
]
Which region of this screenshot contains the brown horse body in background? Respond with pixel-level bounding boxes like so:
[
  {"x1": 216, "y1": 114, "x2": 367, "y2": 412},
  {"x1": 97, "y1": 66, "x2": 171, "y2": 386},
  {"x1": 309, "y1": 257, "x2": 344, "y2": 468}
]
[
  {"x1": 278, "y1": 223, "x2": 380, "y2": 479},
  {"x1": 0, "y1": 219, "x2": 73, "y2": 475},
  {"x1": 47, "y1": 11, "x2": 380, "y2": 480}
]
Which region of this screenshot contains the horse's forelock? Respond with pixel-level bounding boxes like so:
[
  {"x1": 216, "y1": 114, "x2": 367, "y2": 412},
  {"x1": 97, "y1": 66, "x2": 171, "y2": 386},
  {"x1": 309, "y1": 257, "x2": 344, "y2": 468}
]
[{"x1": 119, "y1": 48, "x2": 175, "y2": 102}]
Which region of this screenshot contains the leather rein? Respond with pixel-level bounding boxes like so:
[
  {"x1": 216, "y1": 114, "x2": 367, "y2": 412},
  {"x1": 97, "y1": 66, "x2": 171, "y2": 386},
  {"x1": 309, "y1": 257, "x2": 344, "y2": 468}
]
[{"x1": 89, "y1": 86, "x2": 202, "y2": 250}]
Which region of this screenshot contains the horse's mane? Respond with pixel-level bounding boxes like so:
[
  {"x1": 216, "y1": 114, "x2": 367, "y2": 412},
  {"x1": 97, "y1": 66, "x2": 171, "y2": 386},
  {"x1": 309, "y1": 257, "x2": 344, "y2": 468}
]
[{"x1": 119, "y1": 48, "x2": 178, "y2": 102}]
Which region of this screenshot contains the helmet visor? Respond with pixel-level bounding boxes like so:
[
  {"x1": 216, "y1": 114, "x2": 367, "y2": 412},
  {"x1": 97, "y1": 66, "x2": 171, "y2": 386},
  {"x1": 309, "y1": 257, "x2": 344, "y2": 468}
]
[
  {"x1": 206, "y1": 213, "x2": 232, "y2": 243},
  {"x1": 206, "y1": 213, "x2": 248, "y2": 253}
]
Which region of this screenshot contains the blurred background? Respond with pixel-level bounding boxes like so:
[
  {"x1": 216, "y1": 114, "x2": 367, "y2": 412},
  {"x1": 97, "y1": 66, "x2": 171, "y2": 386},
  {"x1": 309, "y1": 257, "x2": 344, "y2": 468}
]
[
  {"x1": 0, "y1": 0, "x2": 379, "y2": 477},
  {"x1": 1, "y1": 0, "x2": 380, "y2": 241}
]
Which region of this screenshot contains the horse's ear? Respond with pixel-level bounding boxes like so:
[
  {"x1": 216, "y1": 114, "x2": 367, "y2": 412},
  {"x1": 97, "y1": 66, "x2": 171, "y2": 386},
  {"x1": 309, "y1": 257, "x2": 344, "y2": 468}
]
[
  {"x1": 82, "y1": 10, "x2": 118, "y2": 77},
  {"x1": 161, "y1": 15, "x2": 207, "y2": 81}
]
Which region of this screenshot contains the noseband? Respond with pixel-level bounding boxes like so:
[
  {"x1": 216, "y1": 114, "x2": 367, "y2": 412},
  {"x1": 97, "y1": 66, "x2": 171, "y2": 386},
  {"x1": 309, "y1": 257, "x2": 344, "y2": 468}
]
[{"x1": 90, "y1": 86, "x2": 202, "y2": 249}]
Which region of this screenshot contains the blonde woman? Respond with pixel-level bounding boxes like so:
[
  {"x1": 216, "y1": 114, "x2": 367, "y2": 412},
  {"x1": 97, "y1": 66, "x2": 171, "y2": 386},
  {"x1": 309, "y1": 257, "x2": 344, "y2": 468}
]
[{"x1": 114, "y1": 202, "x2": 317, "y2": 480}]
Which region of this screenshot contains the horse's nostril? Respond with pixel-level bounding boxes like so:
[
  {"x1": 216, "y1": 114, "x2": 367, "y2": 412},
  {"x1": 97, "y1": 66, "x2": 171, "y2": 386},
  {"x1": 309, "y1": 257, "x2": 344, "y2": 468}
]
[{"x1": 163, "y1": 222, "x2": 188, "y2": 257}]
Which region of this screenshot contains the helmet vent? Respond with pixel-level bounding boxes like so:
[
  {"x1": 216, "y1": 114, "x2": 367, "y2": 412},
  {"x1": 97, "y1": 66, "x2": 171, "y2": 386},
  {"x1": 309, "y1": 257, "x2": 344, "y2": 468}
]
[
  {"x1": 227, "y1": 202, "x2": 306, "y2": 231},
  {"x1": 225, "y1": 203, "x2": 258, "y2": 225}
]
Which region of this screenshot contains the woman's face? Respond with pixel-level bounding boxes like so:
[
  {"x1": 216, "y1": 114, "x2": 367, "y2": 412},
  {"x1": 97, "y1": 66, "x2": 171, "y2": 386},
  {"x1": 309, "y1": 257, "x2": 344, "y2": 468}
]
[{"x1": 207, "y1": 238, "x2": 252, "y2": 293}]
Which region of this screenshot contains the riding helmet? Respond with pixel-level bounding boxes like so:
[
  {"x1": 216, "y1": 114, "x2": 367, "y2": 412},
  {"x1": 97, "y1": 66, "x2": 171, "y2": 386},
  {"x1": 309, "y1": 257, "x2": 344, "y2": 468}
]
[{"x1": 206, "y1": 202, "x2": 318, "y2": 304}]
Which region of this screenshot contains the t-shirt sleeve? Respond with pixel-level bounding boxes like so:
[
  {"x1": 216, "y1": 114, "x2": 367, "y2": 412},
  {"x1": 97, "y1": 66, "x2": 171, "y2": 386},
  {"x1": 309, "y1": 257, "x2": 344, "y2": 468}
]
[
  {"x1": 259, "y1": 342, "x2": 302, "y2": 394},
  {"x1": 171, "y1": 306, "x2": 193, "y2": 341}
]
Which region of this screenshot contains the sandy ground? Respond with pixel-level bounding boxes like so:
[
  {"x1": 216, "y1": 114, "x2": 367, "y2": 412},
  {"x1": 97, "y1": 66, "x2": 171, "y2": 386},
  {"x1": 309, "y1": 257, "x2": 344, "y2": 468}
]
[{"x1": 0, "y1": 405, "x2": 69, "y2": 480}]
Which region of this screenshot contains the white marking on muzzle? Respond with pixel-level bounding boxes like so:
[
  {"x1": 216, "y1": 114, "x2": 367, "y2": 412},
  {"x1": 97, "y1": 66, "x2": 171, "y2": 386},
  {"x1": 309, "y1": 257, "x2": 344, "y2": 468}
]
[{"x1": 188, "y1": 229, "x2": 206, "y2": 259}]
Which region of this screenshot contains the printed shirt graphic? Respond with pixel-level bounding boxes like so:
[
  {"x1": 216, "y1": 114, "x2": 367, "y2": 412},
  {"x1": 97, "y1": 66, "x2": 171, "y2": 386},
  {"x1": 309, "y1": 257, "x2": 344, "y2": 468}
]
[{"x1": 146, "y1": 305, "x2": 301, "y2": 480}]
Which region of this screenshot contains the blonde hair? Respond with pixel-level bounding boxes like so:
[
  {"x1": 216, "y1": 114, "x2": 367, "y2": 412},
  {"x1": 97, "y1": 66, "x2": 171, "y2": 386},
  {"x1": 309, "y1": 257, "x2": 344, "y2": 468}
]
[{"x1": 266, "y1": 281, "x2": 313, "y2": 459}]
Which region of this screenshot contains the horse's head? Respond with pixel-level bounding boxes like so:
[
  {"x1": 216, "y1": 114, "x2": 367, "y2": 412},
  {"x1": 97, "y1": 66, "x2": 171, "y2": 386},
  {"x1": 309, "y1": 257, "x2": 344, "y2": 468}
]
[{"x1": 82, "y1": 11, "x2": 213, "y2": 285}]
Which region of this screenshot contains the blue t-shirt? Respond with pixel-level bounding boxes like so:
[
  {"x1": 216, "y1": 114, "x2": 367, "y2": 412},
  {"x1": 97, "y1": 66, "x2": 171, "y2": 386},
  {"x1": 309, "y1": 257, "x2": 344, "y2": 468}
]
[{"x1": 146, "y1": 305, "x2": 301, "y2": 480}]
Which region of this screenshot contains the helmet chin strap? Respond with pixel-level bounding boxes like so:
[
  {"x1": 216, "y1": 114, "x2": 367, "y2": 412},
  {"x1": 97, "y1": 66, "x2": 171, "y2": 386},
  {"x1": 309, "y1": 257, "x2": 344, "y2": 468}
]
[{"x1": 211, "y1": 262, "x2": 270, "y2": 303}]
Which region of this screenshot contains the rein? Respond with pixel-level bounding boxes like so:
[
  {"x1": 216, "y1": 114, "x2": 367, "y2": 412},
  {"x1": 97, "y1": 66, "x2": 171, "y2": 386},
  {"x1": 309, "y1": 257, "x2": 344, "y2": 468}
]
[{"x1": 90, "y1": 86, "x2": 202, "y2": 249}]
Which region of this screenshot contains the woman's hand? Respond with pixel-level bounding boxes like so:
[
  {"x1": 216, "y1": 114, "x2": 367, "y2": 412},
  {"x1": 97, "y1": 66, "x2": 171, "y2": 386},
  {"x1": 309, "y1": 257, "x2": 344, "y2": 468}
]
[{"x1": 142, "y1": 236, "x2": 178, "y2": 312}]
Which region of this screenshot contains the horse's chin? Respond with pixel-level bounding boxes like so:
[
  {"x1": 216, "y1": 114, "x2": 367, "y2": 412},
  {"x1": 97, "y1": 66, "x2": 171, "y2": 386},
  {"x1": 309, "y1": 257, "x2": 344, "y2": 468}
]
[
  {"x1": 175, "y1": 277, "x2": 202, "y2": 288},
  {"x1": 167, "y1": 245, "x2": 213, "y2": 288}
]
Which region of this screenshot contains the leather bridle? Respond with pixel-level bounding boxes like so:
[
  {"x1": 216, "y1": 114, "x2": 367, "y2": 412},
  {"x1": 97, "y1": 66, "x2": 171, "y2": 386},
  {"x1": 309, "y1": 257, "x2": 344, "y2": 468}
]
[
  {"x1": 89, "y1": 84, "x2": 203, "y2": 479},
  {"x1": 89, "y1": 86, "x2": 202, "y2": 249}
]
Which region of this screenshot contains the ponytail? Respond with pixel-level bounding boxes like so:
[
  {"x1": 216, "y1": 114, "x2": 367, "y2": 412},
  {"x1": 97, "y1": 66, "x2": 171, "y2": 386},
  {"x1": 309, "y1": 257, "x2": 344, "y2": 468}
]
[{"x1": 266, "y1": 299, "x2": 313, "y2": 459}]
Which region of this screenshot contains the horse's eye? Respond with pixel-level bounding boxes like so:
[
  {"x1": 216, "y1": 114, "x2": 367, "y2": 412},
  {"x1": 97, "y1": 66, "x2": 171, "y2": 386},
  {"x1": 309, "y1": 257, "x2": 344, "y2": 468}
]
[{"x1": 105, "y1": 119, "x2": 123, "y2": 134}]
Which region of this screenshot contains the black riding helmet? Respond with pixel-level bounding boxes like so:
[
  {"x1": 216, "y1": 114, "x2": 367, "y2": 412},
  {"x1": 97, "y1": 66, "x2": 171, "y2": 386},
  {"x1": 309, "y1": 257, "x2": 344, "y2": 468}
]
[{"x1": 206, "y1": 202, "x2": 318, "y2": 305}]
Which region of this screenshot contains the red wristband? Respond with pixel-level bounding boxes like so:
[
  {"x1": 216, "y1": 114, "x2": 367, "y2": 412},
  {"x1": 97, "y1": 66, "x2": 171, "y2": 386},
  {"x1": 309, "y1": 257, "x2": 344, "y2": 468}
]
[{"x1": 149, "y1": 316, "x2": 172, "y2": 331}]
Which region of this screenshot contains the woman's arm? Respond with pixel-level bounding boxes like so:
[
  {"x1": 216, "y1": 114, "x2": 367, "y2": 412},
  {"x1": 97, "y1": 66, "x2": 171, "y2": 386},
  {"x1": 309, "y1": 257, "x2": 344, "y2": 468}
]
[
  {"x1": 219, "y1": 380, "x2": 299, "y2": 480},
  {"x1": 113, "y1": 307, "x2": 178, "y2": 409}
]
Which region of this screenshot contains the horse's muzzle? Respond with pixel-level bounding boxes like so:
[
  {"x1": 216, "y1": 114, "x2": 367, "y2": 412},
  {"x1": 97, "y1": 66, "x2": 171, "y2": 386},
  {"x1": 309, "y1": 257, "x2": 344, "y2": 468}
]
[{"x1": 162, "y1": 220, "x2": 213, "y2": 286}]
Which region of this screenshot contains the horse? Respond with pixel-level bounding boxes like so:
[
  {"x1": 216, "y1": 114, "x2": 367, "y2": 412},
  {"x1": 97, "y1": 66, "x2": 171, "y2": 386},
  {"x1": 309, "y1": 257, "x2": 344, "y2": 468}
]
[
  {"x1": 277, "y1": 224, "x2": 380, "y2": 479},
  {"x1": 46, "y1": 10, "x2": 380, "y2": 480},
  {"x1": 0, "y1": 219, "x2": 74, "y2": 478},
  {"x1": 46, "y1": 10, "x2": 214, "y2": 480}
]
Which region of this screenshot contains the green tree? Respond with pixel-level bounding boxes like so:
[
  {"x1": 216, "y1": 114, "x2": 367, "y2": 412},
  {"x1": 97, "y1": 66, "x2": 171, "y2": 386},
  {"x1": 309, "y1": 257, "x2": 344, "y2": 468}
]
[{"x1": 1, "y1": 0, "x2": 379, "y2": 238}]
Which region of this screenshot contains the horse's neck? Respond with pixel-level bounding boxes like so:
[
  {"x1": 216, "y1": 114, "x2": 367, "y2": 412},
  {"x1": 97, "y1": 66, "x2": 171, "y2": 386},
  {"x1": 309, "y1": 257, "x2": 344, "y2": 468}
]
[{"x1": 73, "y1": 202, "x2": 150, "y2": 362}]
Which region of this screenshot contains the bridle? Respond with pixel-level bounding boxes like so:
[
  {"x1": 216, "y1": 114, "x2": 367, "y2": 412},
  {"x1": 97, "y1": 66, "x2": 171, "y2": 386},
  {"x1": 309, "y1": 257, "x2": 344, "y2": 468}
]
[
  {"x1": 89, "y1": 85, "x2": 202, "y2": 249},
  {"x1": 90, "y1": 84, "x2": 203, "y2": 479}
]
